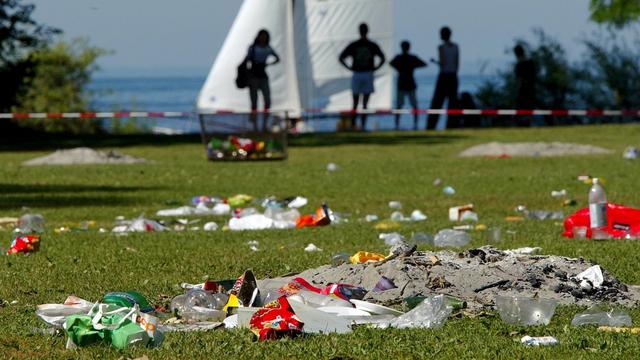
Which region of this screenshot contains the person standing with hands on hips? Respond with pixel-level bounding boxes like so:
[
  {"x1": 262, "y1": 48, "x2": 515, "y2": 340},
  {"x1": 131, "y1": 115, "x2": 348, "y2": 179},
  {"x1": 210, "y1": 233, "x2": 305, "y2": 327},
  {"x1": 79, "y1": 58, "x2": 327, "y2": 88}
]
[
  {"x1": 427, "y1": 26, "x2": 459, "y2": 130},
  {"x1": 339, "y1": 23, "x2": 386, "y2": 131}
]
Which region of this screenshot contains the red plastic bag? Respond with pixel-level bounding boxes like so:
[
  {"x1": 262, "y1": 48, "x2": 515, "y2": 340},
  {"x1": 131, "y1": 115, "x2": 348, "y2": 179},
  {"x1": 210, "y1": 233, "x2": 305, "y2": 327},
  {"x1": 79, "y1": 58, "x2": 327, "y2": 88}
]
[
  {"x1": 7, "y1": 235, "x2": 40, "y2": 255},
  {"x1": 249, "y1": 296, "x2": 303, "y2": 340},
  {"x1": 562, "y1": 203, "x2": 640, "y2": 239}
]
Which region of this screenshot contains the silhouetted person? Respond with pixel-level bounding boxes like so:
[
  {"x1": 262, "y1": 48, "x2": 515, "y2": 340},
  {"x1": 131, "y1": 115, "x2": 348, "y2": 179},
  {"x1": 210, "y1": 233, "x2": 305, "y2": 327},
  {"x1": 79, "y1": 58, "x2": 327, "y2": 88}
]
[
  {"x1": 339, "y1": 23, "x2": 385, "y2": 131},
  {"x1": 245, "y1": 29, "x2": 280, "y2": 129},
  {"x1": 458, "y1": 91, "x2": 480, "y2": 127},
  {"x1": 390, "y1": 41, "x2": 427, "y2": 130},
  {"x1": 514, "y1": 45, "x2": 536, "y2": 109},
  {"x1": 427, "y1": 26, "x2": 459, "y2": 130}
]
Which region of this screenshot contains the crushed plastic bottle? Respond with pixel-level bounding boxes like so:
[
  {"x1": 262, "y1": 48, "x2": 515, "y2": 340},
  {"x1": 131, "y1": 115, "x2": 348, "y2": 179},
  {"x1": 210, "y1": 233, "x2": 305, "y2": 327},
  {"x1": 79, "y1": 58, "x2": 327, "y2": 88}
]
[
  {"x1": 433, "y1": 229, "x2": 470, "y2": 248},
  {"x1": 571, "y1": 306, "x2": 632, "y2": 327},
  {"x1": 379, "y1": 232, "x2": 405, "y2": 246},
  {"x1": 521, "y1": 336, "x2": 558, "y2": 346},
  {"x1": 18, "y1": 214, "x2": 45, "y2": 234},
  {"x1": 388, "y1": 294, "x2": 452, "y2": 329},
  {"x1": 331, "y1": 252, "x2": 352, "y2": 267}
]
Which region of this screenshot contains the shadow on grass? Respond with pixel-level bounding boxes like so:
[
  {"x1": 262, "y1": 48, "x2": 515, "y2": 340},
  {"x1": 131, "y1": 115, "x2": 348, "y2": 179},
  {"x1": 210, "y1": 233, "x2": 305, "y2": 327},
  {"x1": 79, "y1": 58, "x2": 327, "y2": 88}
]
[
  {"x1": 0, "y1": 183, "x2": 160, "y2": 210},
  {"x1": 0, "y1": 194, "x2": 147, "y2": 210},
  {"x1": 0, "y1": 183, "x2": 160, "y2": 194},
  {"x1": 0, "y1": 130, "x2": 466, "y2": 151},
  {"x1": 289, "y1": 131, "x2": 467, "y2": 147},
  {"x1": 0, "y1": 133, "x2": 202, "y2": 151}
]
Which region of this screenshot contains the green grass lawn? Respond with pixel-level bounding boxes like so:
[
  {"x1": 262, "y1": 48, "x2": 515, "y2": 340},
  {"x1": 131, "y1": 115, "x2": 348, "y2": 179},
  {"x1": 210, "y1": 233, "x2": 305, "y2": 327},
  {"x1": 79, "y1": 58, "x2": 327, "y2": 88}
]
[{"x1": 1, "y1": 124, "x2": 640, "y2": 359}]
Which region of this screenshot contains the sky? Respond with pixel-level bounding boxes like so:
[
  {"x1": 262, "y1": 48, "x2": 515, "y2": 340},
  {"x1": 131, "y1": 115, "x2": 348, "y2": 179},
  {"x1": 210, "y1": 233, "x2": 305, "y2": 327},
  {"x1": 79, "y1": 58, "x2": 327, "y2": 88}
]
[{"x1": 30, "y1": 0, "x2": 623, "y2": 76}]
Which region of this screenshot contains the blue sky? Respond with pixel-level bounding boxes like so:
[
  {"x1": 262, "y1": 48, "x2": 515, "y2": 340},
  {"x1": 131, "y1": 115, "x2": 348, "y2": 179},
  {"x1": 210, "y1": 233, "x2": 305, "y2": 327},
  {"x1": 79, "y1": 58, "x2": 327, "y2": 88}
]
[{"x1": 31, "y1": 0, "x2": 621, "y2": 76}]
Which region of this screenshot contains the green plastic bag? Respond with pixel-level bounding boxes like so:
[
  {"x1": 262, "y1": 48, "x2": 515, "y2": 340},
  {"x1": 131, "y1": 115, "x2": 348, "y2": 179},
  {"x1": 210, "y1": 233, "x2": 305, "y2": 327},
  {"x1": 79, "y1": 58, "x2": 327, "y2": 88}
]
[
  {"x1": 64, "y1": 314, "x2": 103, "y2": 347},
  {"x1": 64, "y1": 303, "x2": 163, "y2": 350}
]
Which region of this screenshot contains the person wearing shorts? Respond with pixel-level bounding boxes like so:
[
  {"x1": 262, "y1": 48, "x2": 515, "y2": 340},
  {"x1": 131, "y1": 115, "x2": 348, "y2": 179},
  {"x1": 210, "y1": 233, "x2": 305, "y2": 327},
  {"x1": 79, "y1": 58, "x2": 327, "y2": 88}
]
[
  {"x1": 339, "y1": 23, "x2": 385, "y2": 131},
  {"x1": 390, "y1": 41, "x2": 427, "y2": 130}
]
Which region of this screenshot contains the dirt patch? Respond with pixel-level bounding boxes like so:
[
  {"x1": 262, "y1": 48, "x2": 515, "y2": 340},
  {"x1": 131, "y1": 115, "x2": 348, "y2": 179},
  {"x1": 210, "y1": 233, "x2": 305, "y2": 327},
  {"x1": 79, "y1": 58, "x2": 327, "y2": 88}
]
[
  {"x1": 276, "y1": 247, "x2": 640, "y2": 311},
  {"x1": 22, "y1": 147, "x2": 149, "y2": 166},
  {"x1": 459, "y1": 142, "x2": 612, "y2": 157}
]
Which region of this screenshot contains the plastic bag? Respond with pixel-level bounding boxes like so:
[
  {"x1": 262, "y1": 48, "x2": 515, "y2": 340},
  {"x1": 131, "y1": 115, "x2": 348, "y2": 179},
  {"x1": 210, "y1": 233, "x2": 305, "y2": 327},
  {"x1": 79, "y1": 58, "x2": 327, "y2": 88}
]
[
  {"x1": 571, "y1": 306, "x2": 632, "y2": 327},
  {"x1": 389, "y1": 294, "x2": 452, "y2": 329}
]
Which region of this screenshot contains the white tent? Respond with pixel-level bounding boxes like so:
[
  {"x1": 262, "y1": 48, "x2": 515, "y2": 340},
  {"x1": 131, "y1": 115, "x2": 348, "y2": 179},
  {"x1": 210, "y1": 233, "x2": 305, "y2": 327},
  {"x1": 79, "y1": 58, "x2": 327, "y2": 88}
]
[{"x1": 197, "y1": 0, "x2": 394, "y2": 114}]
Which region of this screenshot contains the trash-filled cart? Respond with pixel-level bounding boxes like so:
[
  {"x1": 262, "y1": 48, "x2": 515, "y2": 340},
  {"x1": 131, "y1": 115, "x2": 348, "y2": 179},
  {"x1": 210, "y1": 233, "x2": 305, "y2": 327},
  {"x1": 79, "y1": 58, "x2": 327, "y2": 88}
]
[{"x1": 198, "y1": 112, "x2": 288, "y2": 161}]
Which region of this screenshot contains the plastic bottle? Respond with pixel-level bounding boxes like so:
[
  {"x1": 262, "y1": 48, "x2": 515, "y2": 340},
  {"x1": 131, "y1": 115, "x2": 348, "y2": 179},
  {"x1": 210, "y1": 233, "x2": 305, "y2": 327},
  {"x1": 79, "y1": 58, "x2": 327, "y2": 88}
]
[{"x1": 588, "y1": 178, "x2": 608, "y2": 239}]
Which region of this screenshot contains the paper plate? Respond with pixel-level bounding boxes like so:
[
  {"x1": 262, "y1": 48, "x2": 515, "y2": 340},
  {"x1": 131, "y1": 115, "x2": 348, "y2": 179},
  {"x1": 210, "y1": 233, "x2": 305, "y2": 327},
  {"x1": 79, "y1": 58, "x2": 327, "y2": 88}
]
[
  {"x1": 317, "y1": 306, "x2": 372, "y2": 317},
  {"x1": 349, "y1": 300, "x2": 404, "y2": 316}
]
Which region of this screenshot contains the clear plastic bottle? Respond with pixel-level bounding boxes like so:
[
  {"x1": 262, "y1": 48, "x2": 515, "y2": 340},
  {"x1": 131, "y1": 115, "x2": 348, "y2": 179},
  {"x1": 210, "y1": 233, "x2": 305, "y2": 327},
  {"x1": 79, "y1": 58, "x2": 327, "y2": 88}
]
[{"x1": 588, "y1": 178, "x2": 608, "y2": 239}]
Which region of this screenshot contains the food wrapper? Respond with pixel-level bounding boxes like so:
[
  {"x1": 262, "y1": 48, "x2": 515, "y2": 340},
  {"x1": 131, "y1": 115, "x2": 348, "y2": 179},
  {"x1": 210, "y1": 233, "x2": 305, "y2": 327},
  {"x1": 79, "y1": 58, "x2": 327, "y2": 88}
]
[
  {"x1": 7, "y1": 235, "x2": 40, "y2": 255},
  {"x1": 277, "y1": 277, "x2": 322, "y2": 297},
  {"x1": 249, "y1": 296, "x2": 303, "y2": 340},
  {"x1": 350, "y1": 251, "x2": 386, "y2": 264},
  {"x1": 296, "y1": 204, "x2": 331, "y2": 228}
]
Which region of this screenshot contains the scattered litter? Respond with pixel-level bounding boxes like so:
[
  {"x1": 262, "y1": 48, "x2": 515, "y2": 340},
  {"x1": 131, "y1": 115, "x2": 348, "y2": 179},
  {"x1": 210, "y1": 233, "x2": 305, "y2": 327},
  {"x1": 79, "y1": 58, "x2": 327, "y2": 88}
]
[
  {"x1": 460, "y1": 211, "x2": 478, "y2": 223},
  {"x1": 410, "y1": 232, "x2": 434, "y2": 244},
  {"x1": 388, "y1": 201, "x2": 402, "y2": 210},
  {"x1": 373, "y1": 276, "x2": 397, "y2": 292},
  {"x1": 247, "y1": 240, "x2": 259, "y2": 252},
  {"x1": 571, "y1": 306, "x2": 632, "y2": 327},
  {"x1": 574, "y1": 265, "x2": 604, "y2": 290},
  {"x1": 449, "y1": 204, "x2": 474, "y2": 221},
  {"x1": 18, "y1": 214, "x2": 45, "y2": 233},
  {"x1": 365, "y1": 214, "x2": 379, "y2": 222},
  {"x1": 304, "y1": 243, "x2": 322, "y2": 252},
  {"x1": 520, "y1": 336, "x2": 558, "y2": 346},
  {"x1": 112, "y1": 217, "x2": 166, "y2": 233},
  {"x1": 7, "y1": 235, "x2": 40, "y2": 255},
  {"x1": 495, "y1": 296, "x2": 558, "y2": 326},
  {"x1": 327, "y1": 163, "x2": 339, "y2": 172},
  {"x1": 551, "y1": 190, "x2": 568, "y2": 198},
  {"x1": 503, "y1": 247, "x2": 542, "y2": 255},
  {"x1": 598, "y1": 326, "x2": 640, "y2": 334},
  {"x1": 410, "y1": 210, "x2": 427, "y2": 221},
  {"x1": 443, "y1": 186, "x2": 456, "y2": 195},
  {"x1": 203, "y1": 222, "x2": 218, "y2": 231},
  {"x1": 433, "y1": 178, "x2": 442, "y2": 186},
  {"x1": 379, "y1": 233, "x2": 405, "y2": 247},
  {"x1": 287, "y1": 196, "x2": 308, "y2": 209},
  {"x1": 22, "y1": 147, "x2": 148, "y2": 166},
  {"x1": 623, "y1": 146, "x2": 639, "y2": 160},
  {"x1": 390, "y1": 211, "x2": 406, "y2": 222},
  {"x1": 350, "y1": 251, "x2": 386, "y2": 264},
  {"x1": 387, "y1": 294, "x2": 452, "y2": 329},
  {"x1": 433, "y1": 229, "x2": 470, "y2": 248}
]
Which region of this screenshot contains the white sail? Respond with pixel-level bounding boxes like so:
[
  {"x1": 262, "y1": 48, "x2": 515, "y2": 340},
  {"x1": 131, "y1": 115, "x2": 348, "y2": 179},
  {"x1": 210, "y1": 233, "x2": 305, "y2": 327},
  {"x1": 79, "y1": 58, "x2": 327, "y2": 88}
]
[
  {"x1": 197, "y1": 0, "x2": 300, "y2": 113},
  {"x1": 197, "y1": 0, "x2": 393, "y2": 113},
  {"x1": 294, "y1": 0, "x2": 393, "y2": 111}
]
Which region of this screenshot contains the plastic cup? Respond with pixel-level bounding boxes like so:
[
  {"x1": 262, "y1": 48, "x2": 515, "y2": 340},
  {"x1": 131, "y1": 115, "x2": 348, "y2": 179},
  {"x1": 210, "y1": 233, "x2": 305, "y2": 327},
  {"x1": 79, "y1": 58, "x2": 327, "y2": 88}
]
[
  {"x1": 573, "y1": 226, "x2": 588, "y2": 239},
  {"x1": 495, "y1": 296, "x2": 558, "y2": 326}
]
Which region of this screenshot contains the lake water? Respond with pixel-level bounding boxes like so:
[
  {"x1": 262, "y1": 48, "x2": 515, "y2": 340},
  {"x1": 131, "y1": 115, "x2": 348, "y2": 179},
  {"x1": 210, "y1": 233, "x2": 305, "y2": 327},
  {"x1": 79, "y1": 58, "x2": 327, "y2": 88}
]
[{"x1": 88, "y1": 74, "x2": 493, "y2": 133}]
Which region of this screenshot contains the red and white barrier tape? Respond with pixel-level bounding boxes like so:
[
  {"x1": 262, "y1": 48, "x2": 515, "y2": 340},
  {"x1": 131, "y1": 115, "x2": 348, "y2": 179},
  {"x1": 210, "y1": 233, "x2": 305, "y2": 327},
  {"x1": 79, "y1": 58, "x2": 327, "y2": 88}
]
[{"x1": 1, "y1": 109, "x2": 639, "y2": 119}]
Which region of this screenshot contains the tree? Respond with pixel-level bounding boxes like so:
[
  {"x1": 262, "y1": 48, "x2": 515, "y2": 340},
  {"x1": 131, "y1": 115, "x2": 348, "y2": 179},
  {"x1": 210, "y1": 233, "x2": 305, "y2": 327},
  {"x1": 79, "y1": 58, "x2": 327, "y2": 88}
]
[
  {"x1": 12, "y1": 39, "x2": 107, "y2": 133},
  {"x1": 0, "y1": 1, "x2": 104, "y2": 135},
  {"x1": 589, "y1": 0, "x2": 640, "y2": 28}
]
